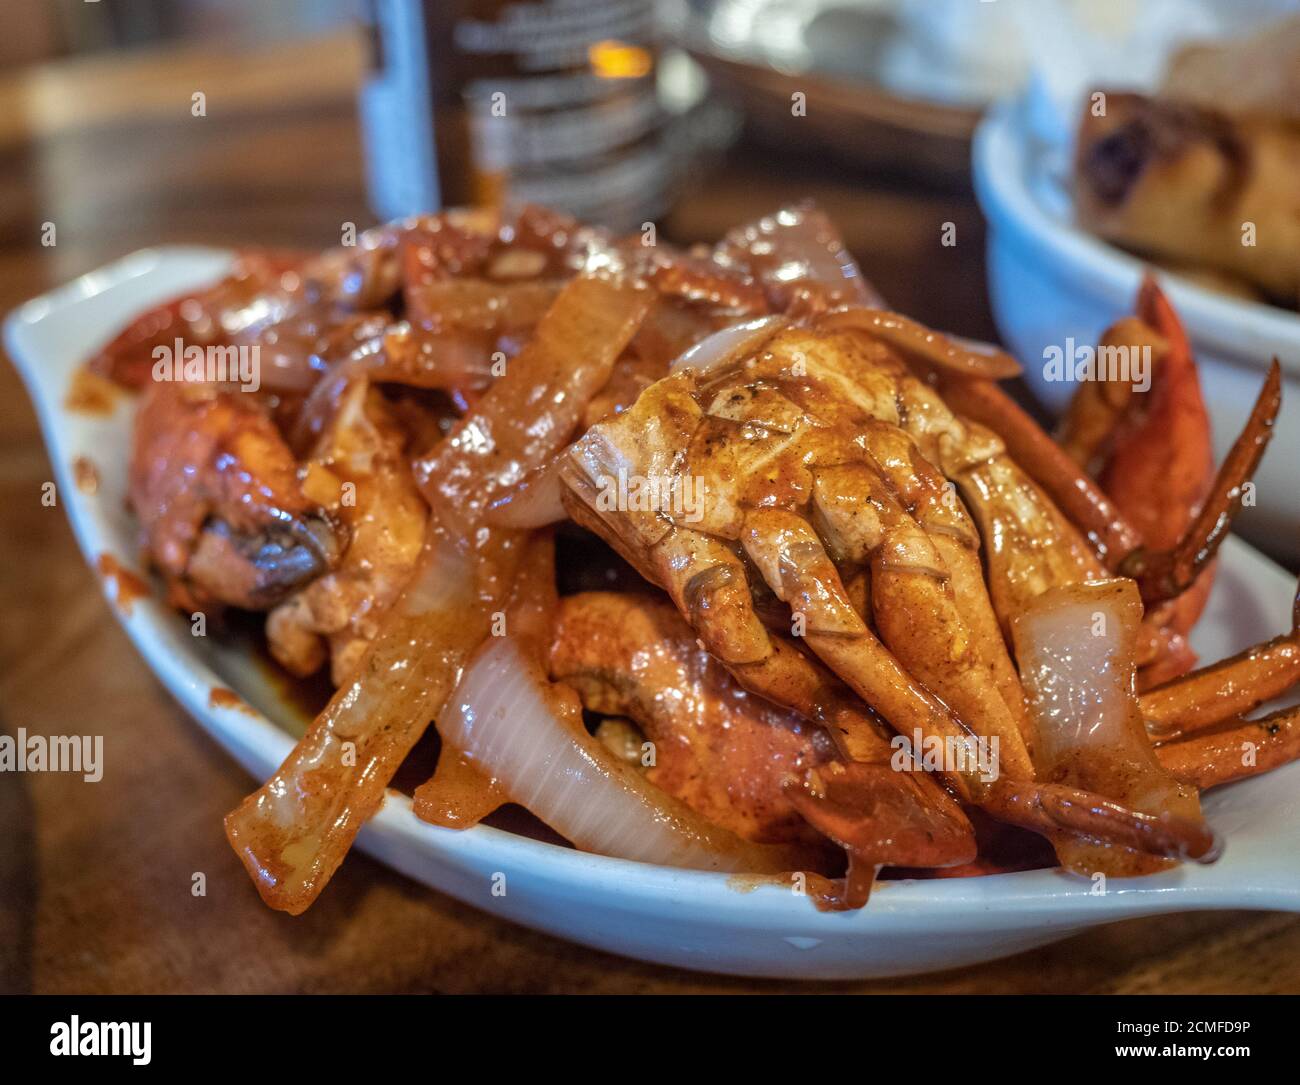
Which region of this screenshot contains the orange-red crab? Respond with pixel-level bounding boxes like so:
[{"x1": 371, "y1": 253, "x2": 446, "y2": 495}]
[
  {"x1": 946, "y1": 278, "x2": 1218, "y2": 688},
  {"x1": 128, "y1": 380, "x2": 340, "y2": 612},
  {"x1": 548, "y1": 590, "x2": 978, "y2": 906},
  {"x1": 560, "y1": 296, "x2": 1282, "y2": 883},
  {"x1": 92, "y1": 200, "x2": 1288, "y2": 916}
]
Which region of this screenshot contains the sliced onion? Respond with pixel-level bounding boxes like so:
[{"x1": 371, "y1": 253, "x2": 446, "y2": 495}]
[
  {"x1": 717, "y1": 204, "x2": 882, "y2": 305},
  {"x1": 482, "y1": 452, "x2": 568, "y2": 529},
  {"x1": 441, "y1": 637, "x2": 800, "y2": 873},
  {"x1": 1011, "y1": 579, "x2": 1213, "y2": 875},
  {"x1": 669, "y1": 314, "x2": 788, "y2": 376},
  {"x1": 1012, "y1": 580, "x2": 1202, "y2": 819}
]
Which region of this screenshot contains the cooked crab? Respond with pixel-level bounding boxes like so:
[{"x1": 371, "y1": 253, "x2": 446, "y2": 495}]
[
  {"x1": 90, "y1": 202, "x2": 1300, "y2": 916},
  {"x1": 560, "y1": 295, "x2": 1283, "y2": 881}
]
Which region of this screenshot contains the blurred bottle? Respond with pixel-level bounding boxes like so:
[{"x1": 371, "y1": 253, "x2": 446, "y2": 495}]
[{"x1": 360, "y1": 0, "x2": 671, "y2": 230}]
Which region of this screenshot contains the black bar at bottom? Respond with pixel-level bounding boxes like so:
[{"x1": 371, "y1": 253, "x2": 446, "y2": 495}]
[{"x1": 1, "y1": 993, "x2": 1292, "y2": 1069}]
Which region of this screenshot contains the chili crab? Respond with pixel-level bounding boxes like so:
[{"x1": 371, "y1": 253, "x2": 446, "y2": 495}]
[{"x1": 90, "y1": 204, "x2": 1299, "y2": 913}]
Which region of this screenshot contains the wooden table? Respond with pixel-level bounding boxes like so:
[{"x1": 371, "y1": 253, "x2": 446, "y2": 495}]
[{"x1": 1, "y1": 31, "x2": 1295, "y2": 995}]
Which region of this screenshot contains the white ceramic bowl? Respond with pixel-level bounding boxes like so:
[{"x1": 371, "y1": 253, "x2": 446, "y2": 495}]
[
  {"x1": 6, "y1": 247, "x2": 1300, "y2": 980},
  {"x1": 974, "y1": 98, "x2": 1300, "y2": 563}
]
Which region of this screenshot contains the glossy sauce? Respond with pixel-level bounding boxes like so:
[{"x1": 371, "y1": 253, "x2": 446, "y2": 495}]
[
  {"x1": 412, "y1": 746, "x2": 510, "y2": 828},
  {"x1": 726, "y1": 871, "x2": 868, "y2": 913},
  {"x1": 72, "y1": 455, "x2": 100, "y2": 495},
  {"x1": 209, "y1": 687, "x2": 257, "y2": 715},
  {"x1": 65, "y1": 367, "x2": 121, "y2": 415},
  {"x1": 96, "y1": 553, "x2": 150, "y2": 615}
]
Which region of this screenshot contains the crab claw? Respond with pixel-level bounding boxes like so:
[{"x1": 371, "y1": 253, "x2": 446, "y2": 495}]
[
  {"x1": 784, "y1": 761, "x2": 977, "y2": 907},
  {"x1": 1120, "y1": 358, "x2": 1281, "y2": 604},
  {"x1": 129, "y1": 381, "x2": 340, "y2": 611},
  {"x1": 1098, "y1": 278, "x2": 1214, "y2": 540},
  {"x1": 1069, "y1": 278, "x2": 1217, "y2": 680}
]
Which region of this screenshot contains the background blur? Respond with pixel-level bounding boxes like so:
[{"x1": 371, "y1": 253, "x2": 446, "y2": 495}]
[{"x1": 0, "y1": 0, "x2": 357, "y2": 67}]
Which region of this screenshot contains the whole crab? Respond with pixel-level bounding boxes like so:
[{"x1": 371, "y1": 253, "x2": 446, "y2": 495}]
[
  {"x1": 559, "y1": 284, "x2": 1288, "y2": 900},
  {"x1": 92, "y1": 204, "x2": 1299, "y2": 913}
]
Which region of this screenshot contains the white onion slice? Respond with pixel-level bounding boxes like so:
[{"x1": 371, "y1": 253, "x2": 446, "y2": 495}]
[
  {"x1": 718, "y1": 205, "x2": 882, "y2": 305},
  {"x1": 1012, "y1": 579, "x2": 1196, "y2": 816},
  {"x1": 1011, "y1": 579, "x2": 1210, "y2": 875},
  {"x1": 669, "y1": 315, "x2": 788, "y2": 376},
  {"x1": 440, "y1": 637, "x2": 798, "y2": 873},
  {"x1": 482, "y1": 453, "x2": 568, "y2": 529},
  {"x1": 402, "y1": 529, "x2": 475, "y2": 616}
]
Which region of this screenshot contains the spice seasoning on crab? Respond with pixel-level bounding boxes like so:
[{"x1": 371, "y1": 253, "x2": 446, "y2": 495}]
[
  {"x1": 561, "y1": 311, "x2": 1244, "y2": 873},
  {"x1": 84, "y1": 201, "x2": 1300, "y2": 916}
]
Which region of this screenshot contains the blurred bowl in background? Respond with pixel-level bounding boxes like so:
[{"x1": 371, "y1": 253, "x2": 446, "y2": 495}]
[{"x1": 974, "y1": 97, "x2": 1300, "y2": 564}]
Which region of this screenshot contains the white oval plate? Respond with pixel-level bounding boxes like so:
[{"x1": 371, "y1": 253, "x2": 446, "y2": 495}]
[{"x1": 6, "y1": 247, "x2": 1300, "y2": 980}]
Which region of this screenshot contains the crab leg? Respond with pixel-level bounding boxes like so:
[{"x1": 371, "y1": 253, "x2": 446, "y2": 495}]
[
  {"x1": 979, "y1": 777, "x2": 1217, "y2": 861},
  {"x1": 560, "y1": 485, "x2": 899, "y2": 765},
  {"x1": 938, "y1": 353, "x2": 1280, "y2": 609},
  {"x1": 930, "y1": 292, "x2": 1280, "y2": 614},
  {"x1": 738, "y1": 506, "x2": 1018, "y2": 792},
  {"x1": 556, "y1": 498, "x2": 978, "y2": 899},
  {"x1": 1140, "y1": 580, "x2": 1300, "y2": 742},
  {"x1": 948, "y1": 438, "x2": 1106, "y2": 628},
  {"x1": 797, "y1": 323, "x2": 1111, "y2": 629},
  {"x1": 819, "y1": 307, "x2": 1022, "y2": 379},
  {"x1": 791, "y1": 471, "x2": 1036, "y2": 777},
  {"x1": 745, "y1": 511, "x2": 1214, "y2": 866},
  {"x1": 1155, "y1": 705, "x2": 1300, "y2": 790},
  {"x1": 848, "y1": 423, "x2": 1036, "y2": 753},
  {"x1": 936, "y1": 376, "x2": 1143, "y2": 566},
  {"x1": 1119, "y1": 359, "x2": 1281, "y2": 604}
]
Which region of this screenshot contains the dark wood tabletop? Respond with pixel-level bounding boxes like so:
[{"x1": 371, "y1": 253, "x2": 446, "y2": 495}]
[{"x1": 1, "y1": 30, "x2": 1296, "y2": 995}]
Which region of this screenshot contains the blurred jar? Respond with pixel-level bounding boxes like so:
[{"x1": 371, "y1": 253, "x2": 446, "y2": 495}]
[{"x1": 360, "y1": 0, "x2": 672, "y2": 230}]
